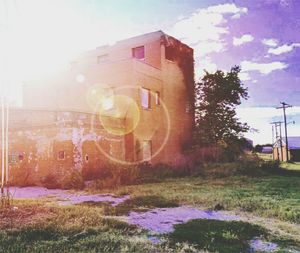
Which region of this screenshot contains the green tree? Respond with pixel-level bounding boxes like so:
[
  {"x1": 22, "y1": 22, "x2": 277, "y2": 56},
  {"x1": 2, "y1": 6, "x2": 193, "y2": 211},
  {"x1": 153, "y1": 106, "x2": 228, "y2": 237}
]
[{"x1": 194, "y1": 66, "x2": 249, "y2": 146}]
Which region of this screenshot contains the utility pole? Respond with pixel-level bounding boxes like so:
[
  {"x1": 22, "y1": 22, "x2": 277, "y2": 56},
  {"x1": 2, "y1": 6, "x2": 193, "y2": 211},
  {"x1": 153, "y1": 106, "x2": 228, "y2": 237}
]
[
  {"x1": 271, "y1": 125, "x2": 274, "y2": 160},
  {"x1": 276, "y1": 102, "x2": 292, "y2": 162},
  {"x1": 0, "y1": 0, "x2": 11, "y2": 206},
  {"x1": 270, "y1": 121, "x2": 283, "y2": 161}
]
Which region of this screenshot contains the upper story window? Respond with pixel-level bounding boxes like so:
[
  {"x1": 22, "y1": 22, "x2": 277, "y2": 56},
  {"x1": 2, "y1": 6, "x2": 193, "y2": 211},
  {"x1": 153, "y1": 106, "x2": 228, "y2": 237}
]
[
  {"x1": 58, "y1": 150, "x2": 65, "y2": 160},
  {"x1": 155, "y1": 91, "x2": 160, "y2": 105},
  {"x1": 132, "y1": 46, "x2": 145, "y2": 60},
  {"x1": 141, "y1": 88, "x2": 150, "y2": 109},
  {"x1": 97, "y1": 54, "x2": 109, "y2": 64},
  {"x1": 165, "y1": 46, "x2": 176, "y2": 61}
]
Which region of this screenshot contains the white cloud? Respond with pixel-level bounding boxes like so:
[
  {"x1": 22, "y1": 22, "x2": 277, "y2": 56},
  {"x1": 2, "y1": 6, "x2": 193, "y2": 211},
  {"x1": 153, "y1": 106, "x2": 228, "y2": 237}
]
[
  {"x1": 193, "y1": 41, "x2": 225, "y2": 58},
  {"x1": 233, "y1": 34, "x2": 254, "y2": 46},
  {"x1": 169, "y1": 11, "x2": 227, "y2": 46},
  {"x1": 195, "y1": 57, "x2": 218, "y2": 81},
  {"x1": 168, "y1": 3, "x2": 248, "y2": 58},
  {"x1": 268, "y1": 43, "x2": 300, "y2": 55},
  {"x1": 262, "y1": 38, "x2": 278, "y2": 47},
  {"x1": 241, "y1": 60, "x2": 288, "y2": 74},
  {"x1": 205, "y1": 3, "x2": 248, "y2": 15},
  {"x1": 239, "y1": 72, "x2": 251, "y2": 81}
]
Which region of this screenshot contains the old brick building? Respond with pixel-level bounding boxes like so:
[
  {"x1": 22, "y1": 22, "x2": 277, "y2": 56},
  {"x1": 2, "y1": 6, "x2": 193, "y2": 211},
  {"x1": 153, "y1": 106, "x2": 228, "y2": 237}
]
[{"x1": 8, "y1": 31, "x2": 194, "y2": 182}]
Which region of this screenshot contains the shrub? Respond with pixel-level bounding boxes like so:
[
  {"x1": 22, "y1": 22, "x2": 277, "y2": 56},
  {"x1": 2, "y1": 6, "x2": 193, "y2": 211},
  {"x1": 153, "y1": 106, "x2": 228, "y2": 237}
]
[
  {"x1": 137, "y1": 162, "x2": 178, "y2": 183},
  {"x1": 89, "y1": 163, "x2": 140, "y2": 190},
  {"x1": 61, "y1": 170, "x2": 84, "y2": 190},
  {"x1": 9, "y1": 164, "x2": 37, "y2": 187},
  {"x1": 194, "y1": 162, "x2": 239, "y2": 178},
  {"x1": 82, "y1": 162, "x2": 111, "y2": 181},
  {"x1": 191, "y1": 155, "x2": 281, "y2": 178},
  {"x1": 236, "y1": 157, "x2": 280, "y2": 177},
  {"x1": 41, "y1": 173, "x2": 61, "y2": 189}
]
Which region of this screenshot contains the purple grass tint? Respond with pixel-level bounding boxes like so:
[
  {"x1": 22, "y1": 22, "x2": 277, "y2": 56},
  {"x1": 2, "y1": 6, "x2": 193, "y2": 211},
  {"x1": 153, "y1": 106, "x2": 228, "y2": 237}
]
[
  {"x1": 127, "y1": 206, "x2": 240, "y2": 234},
  {"x1": 9, "y1": 186, "x2": 129, "y2": 206},
  {"x1": 249, "y1": 239, "x2": 278, "y2": 252}
]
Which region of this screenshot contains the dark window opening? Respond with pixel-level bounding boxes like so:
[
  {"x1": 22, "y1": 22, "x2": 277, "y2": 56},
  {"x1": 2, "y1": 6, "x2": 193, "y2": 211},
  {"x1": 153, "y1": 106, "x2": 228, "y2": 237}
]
[
  {"x1": 85, "y1": 154, "x2": 89, "y2": 162},
  {"x1": 19, "y1": 153, "x2": 24, "y2": 161},
  {"x1": 155, "y1": 91, "x2": 160, "y2": 105},
  {"x1": 58, "y1": 151, "x2": 65, "y2": 160},
  {"x1": 132, "y1": 46, "x2": 145, "y2": 60},
  {"x1": 165, "y1": 46, "x2": 176, "y2": 61}
]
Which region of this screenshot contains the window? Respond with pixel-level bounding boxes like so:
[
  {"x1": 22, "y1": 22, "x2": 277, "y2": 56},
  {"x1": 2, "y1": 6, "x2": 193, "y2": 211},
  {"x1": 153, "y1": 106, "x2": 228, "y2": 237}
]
[
  {"x1": 97, "y1": 54, "x2": 109, "y2": 64},
  {"x1": 19, "y1": 153, "x2": 24, "y2": 161},
  {"x1": 141, "y1": 88, "x2": 150, "y2": 109},
  {"x1": 132, "y1": 46, "x2": 145, "y2": 60},
  {"x1": 155, "y1": 91, "x2": 160, "y2": 105},
  {"x1": 85, "y1": 154, "x2": 89, "y2": 162},
  {"x1": 9, "y1": 153, "x2": 18, "y2": 163},
  {"x1": 165, "y1": 46, "x2": 176, "y2": 61},
  {"x1": 58, "y1": 151, "x2": 65, "y2": 160}
]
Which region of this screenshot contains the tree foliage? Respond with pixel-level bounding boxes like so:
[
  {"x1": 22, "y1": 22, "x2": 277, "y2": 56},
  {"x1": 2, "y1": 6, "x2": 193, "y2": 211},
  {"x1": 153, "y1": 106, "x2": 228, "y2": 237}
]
[{"x1": 194, "y1": 66, "x2": 249, "y2": 146}]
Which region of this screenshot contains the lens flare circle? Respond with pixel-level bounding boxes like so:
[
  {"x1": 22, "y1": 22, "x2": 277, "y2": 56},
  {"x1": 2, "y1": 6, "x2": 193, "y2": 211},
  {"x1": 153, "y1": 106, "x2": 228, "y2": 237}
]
[
  {"x1": 99, "y1": 94, "x2": 140, "y2": 136},
  {"x1": 86, "y1": 84, "x2": 113, "y2": 111},
  {"x1": 90, "y1": 85, "x2": 171, "y2": 165}
]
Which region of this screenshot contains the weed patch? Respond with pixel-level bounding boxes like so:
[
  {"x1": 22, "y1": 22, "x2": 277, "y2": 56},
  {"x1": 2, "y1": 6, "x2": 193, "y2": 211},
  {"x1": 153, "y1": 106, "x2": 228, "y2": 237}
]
[
  {"x1": 169, "y1": 219, "x2": 268, "y2": 253},
  {"x1": 86, "y1": 195, "x2": 180, "y2": 216}
]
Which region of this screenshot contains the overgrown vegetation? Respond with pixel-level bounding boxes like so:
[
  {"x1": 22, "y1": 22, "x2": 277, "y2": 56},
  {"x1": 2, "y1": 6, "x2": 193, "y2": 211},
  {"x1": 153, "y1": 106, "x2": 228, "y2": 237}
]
[
  {"x1": 1, "y1": 161, "x2": 300, "y2": 252},
  {"x1": 84, "y1": 195, "x2": 180, "y2": 216},
  {"x1": 0, "y1": 204, "x2": 157, "y2": 253},
  {"x1": 112, "y1": 166, "x2": 300, "y2": 224},
  {"x1": 41, "y1": 170, "x2": 84, "y2": 190},
  {"x1": 169, "y1": 219, "x2": 268, "y2": 253},
  {"x1": 38, "y1": 155, "x2": 294, "y2": 191}
]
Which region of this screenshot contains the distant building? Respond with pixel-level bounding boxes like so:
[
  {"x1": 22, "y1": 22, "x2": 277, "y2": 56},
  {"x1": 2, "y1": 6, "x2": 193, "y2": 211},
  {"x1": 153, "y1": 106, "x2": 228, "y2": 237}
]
[
  {"x1": 273, "y1": 137, "x2": 300, "y2": 162},
  {"x1": 261, "y1": 146, "x2": 272, "y2": 154},
  {"x1": 6, "y1": 31, "x2": 195, "y2": 184}
]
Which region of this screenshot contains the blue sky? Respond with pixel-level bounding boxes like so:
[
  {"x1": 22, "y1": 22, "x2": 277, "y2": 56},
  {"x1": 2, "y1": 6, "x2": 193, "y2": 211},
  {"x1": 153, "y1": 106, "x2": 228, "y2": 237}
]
[{"x1": 1, "y1": 0, "x2": 300, "y2": 144}]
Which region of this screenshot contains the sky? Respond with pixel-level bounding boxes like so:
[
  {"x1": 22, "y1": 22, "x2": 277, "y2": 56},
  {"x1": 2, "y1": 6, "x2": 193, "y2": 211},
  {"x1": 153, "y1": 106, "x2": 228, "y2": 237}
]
[{"x1": 0, "y1": 0, "x2": 299, "y2": 144}]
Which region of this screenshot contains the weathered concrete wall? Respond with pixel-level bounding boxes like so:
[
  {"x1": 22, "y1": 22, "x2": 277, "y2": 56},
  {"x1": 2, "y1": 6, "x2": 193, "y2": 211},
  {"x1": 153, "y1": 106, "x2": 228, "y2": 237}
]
[{"x1": 4, "y1": 109, "x2": 129, "y2": 185}]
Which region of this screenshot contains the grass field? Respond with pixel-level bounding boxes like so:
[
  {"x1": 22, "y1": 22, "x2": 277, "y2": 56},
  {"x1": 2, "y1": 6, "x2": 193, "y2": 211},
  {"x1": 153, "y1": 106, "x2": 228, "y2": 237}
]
[
  {"x1": 280, "y1": 162, "x2": 300, "y2": 171},
  {"x1": 0, "y1": 163, "x2": 299, "y2": 252}
]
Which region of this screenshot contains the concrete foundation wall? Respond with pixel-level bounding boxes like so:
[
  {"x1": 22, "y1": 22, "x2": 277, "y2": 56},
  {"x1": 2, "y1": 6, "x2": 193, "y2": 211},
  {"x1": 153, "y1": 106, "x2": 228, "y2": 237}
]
[{"x1": 3, "y1": 109, "x2": 129, "y2": 185}]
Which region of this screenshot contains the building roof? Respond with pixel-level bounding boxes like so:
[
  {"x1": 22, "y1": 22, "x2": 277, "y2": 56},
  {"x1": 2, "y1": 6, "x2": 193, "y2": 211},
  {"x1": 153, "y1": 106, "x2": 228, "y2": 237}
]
[
  {"x1": 262, "y1": 146, "x2": 272, "y2": 153},
  {"x1": 275, "y1": 136, "x2": 300, "y2": 150}
]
